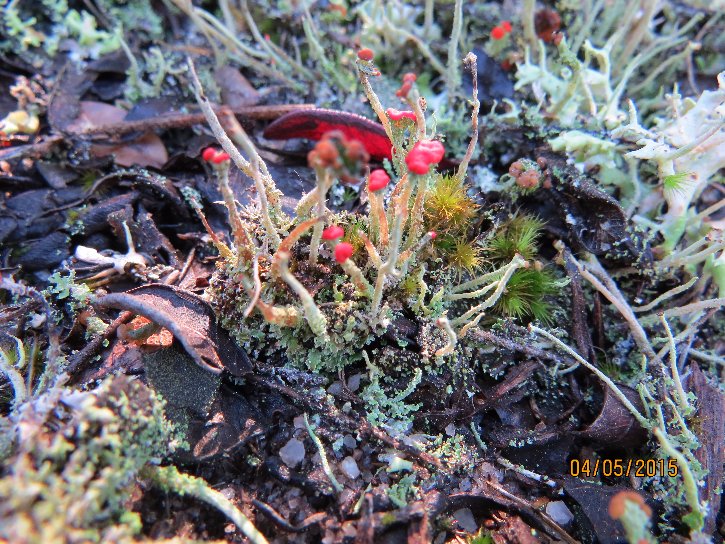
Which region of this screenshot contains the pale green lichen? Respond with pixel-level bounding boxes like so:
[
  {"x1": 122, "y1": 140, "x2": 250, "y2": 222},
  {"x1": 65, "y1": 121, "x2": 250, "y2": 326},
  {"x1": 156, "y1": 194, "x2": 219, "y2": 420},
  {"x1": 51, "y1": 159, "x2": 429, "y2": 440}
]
[{"x1": 0, "y1": 375, "x2": 181, "y2": 543}]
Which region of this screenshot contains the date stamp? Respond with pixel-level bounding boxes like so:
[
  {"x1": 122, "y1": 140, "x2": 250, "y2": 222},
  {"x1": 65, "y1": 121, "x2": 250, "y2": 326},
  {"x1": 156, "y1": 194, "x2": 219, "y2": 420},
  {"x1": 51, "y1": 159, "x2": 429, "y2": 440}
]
[{"x1": 569, "y1": 458, "x2": 679, "y2": 478}]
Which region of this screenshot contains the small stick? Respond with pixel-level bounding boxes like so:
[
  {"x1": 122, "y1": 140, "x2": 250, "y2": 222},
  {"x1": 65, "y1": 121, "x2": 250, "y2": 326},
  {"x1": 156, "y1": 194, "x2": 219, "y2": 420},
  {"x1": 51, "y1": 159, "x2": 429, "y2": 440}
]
[
  {"x1": 456, "y1": 52, "x2": 480, "y2": 180},
  {"x1": 76, "y1": 104, "x2": 315, "y2": 138}
]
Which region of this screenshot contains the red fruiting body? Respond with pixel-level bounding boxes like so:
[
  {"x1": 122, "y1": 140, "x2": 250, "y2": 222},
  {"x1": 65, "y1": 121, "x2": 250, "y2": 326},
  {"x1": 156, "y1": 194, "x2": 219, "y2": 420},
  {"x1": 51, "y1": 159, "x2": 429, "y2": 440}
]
[
  {"x1": 501, "y1": 20, "x2": 512, "y2": 32},
  {"x1": 405, "y1": 140, "x2": 445, "y2": 175},
  {"x1": 386, "y1": 108, "x2": 417, "y2": 122},
  {"x1": 357, "y1": 48, "x2": 375, "y2": 61},
  {"x1": 414, "y1": 140, "x2": 445, "y2": 162},
  {"x1": 202, "y1": 147, "x2": 217, "y2": 161},
  {"x1": 211, "y1": 151, "x2": 230, "y2": 164},
  {"x1": 405, "y1": 140, "x2": 446, "y2": 176},
  {"x1": 396, "y1": 81, "x2": 413, "y2": 98},
  {"x1": 334, "y1": 242, "x2": 354, "y2": 264},
  {"x1": 516, "y1": 169, "x2": 540, "y2": 189},
  {"x1": 307, "y1": 130, "x2": 370, "y2": 183},
  {"x1": 429, "y1": 231, "x2": 437, "y2": 240},
  {"x1": 202, "y1": 147, "x2": 230, "y2": 164},
  {"x1": 396, "y1": 73, "x2": 418, "y2": 98},
  {"x1": 322, "y1": 225, "x2": 345, "y2": 240},
  {"x1": 535, "y1": 8, "x2": 561, "y2": 43},
  {"x1": 368, "y1": 169, "x2": 390, "y2": 191},
  {"x1": 509, "y1": 160, "x2": 525, "y2": 178},
  {"x1": 491, "y1": 26, "x2": 506, "y2": 40}
]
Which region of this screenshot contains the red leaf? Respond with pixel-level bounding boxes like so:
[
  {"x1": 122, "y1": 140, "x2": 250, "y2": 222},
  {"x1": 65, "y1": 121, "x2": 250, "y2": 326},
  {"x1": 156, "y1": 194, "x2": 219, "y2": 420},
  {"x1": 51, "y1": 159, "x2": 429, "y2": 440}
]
[{"x1": 263, "y1": 108, "x2": 392, "y2": 162}]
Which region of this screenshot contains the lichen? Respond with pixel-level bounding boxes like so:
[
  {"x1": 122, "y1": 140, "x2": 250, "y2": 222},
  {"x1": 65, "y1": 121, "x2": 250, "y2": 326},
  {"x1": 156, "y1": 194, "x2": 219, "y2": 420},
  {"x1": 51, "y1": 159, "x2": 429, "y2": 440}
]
[{"x1": 0, "y1": 375, "x2": 181, "y2": 543}]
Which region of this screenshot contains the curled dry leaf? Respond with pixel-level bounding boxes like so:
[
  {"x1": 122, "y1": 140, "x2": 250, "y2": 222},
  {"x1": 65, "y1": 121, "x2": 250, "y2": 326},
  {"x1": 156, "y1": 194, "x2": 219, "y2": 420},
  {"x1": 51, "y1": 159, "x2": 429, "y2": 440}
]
[
  {"x1": 94, "y1": 284, "x2": 251, "y2": 376},
  {"x1": 577, "y1": 383, "x2": 646, "y2": 447}
]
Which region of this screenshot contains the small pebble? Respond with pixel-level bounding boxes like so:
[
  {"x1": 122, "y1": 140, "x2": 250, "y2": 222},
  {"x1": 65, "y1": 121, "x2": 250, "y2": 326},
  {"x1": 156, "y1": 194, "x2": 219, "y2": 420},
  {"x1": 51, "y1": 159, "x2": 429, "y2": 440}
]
[
  {"x1": 220, "y1": 487, "x2": 235, "y2": 500},
  {"x1": 343, "y1": 434, "x2": 357, "y2": 449},
  {"x1": 340, "y1": 456, "x2": 361, "y2": 479},
  {"x1": 347, "y1": 373, "x2": 362, "y2": 391},
  {"x1": 453, "y1": 508, "x2": 478, "y2": 533},
  {"x1": 445, "y1": 423, "x2": 456, "y2": 436},
  {"x1": 546, "y1": 501, "x2": 574, "y2": 525},
  {"x1": 327, "y1": 381, "x2": 343, "y2": 396},
  {"x1": 279, "y1": 438, "x2": 305, "y2": 468}
]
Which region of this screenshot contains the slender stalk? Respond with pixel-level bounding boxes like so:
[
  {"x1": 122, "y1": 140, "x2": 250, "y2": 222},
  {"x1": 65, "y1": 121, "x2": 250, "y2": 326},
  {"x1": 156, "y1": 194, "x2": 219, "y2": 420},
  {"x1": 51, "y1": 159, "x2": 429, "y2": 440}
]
[
  {"x1": 145, "y1": 465, "x2": 269, "y2": 544},
  {"x1": 633, "y1": 277, "x2": 698, "y2": 312},
  {"x1": 531, "y1": 325, "x2": 649, "y2": 428},
  {"x1": 659, "y1": 314, "x2": 691, "y2": 413},
  {"x1": 653, "y1": 428, "x2": 705, "y2": 533},
  {"x1": 451, "y1": 259, "x2": 526, "y2": 325},
  {"x1": 456, "y1": 53, "x2": 480, "y2": 181},
  {"x1": 217, "y1": 164, "x2": 255, "y2": 260},
  {"x1": 446, "y1": 0, "x2": 463, "y2": 96},
  {"x1": 276, "y1": 252, "x2": 327, "y2": 336},
  {"x1": 522, "y1": 0, "x2": 538, "y2": 56},
  {"x1": 435, "y1": 316, "x2": 457, "y2": 356},
  {"x1": 304, "y1": 414, "x2": 343, "y2": 493},
  {"x1": 423, "y1": 0, "x2": 434, "y2": 38},
  {"x1": 309, "y1": 169, "x2": 332, "y2": 264},
  {"x1": 357, "y1": 65, "x2": 394, "y2": 142},
  {"x1": 370, "y1": 175, "x2": 413, "y2": 319},
  {"x1": 358, "y1": 230, "x2": 383, "y2": 268},
  {"x1": 0, "y1": 338, "x2": 27, "y2": 406}
]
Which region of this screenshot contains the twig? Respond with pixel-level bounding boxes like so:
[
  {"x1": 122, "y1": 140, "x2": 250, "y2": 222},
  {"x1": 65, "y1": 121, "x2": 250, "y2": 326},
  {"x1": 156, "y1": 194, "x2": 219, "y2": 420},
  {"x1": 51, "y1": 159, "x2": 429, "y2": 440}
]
[
  {"x1": 251, "y1": 500, "x2": 326, "y2": 532},
  {"x1": 74, "y1": 104, "x2": 315, "y2": 139}
]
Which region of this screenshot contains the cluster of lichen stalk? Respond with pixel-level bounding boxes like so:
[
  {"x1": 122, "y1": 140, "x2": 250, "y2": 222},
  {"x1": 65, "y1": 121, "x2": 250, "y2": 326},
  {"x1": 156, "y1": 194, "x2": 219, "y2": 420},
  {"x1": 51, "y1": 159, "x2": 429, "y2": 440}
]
[{"x1": 188, "y1": 54, "x2": 526, "y2": 354}]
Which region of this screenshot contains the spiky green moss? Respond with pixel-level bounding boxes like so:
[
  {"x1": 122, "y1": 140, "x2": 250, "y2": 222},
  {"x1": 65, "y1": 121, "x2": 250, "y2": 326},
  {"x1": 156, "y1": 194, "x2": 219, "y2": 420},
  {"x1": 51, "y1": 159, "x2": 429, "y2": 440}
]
[
  {"x1": 493, "y1": 267, "x2": 558, "y2": 323},
  {"x1": 485, "y1": 214, "x2": 544, "y2": 262},
  {"x1": 424, "y1": 174, "x2": 479, "y2": 234}
]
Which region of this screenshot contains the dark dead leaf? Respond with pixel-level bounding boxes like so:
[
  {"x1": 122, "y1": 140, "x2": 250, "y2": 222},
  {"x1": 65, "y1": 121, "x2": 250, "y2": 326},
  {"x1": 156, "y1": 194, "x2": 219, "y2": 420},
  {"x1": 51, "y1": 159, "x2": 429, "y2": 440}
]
[
  {"x1": 462, "y1": 47, "x2": 515, "y2": 106},
  {"x1": 66, "y1": 101, "x2": 168, "y2": 168},
  {"x1": 92, "y1": 132, "x2": 168, "y2": 168},
  {"x1": 48, "y1": 64, "x2": 96, "y2": 133},
  {"x1": 14, "y1": 231, "x2": 71, "y2": 271},
  {"x1": 184, "y1": 382, "x2": 266, "y2": 462},
  {"x1": 66, "y1": 100, "x2": 126, "y2": 132},
  {"x1": 577, "y1": 383, "x2": 646, "y2": 448},
  {"x1": 215, "y1": 66, "x2": 260, "y2": 108},
  {"x1": 94, "y1": 284, "x2": 252, "y2": 376},
  {"x1": 35, "y1": 160, "x2": 79, "y2": 189},
  {"x1": 74, "y1": 192, "x2": 137, "y2": 236},
  {"x1": 537, "y1": 148, "x2": 652, "y2": 265}
]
